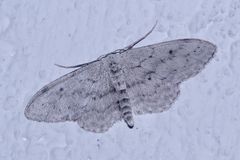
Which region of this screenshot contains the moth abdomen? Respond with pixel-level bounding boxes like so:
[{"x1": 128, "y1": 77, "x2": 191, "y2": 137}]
[
  {"x1": 118, "y1": 93, "x2": 134, "y2": 128},
  {"x1": 121, "y1": 105, "x2": 132, "y2": 113},
  {"x1": 123, "y1": 113, "x2": 134, "y2": 128},
  {"x1": 119, "y1": 97, "x2": 130, "y2": 106}
]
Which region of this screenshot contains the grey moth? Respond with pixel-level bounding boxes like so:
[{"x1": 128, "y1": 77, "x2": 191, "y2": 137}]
[{"x1": 25, "y1": 25, "x2": 216, "y2": 133}]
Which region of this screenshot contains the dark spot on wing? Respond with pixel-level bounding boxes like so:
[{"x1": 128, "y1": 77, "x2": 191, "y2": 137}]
[
  {"x1": 86, "y1": 78, "x2": 97, "y2": 84},
  {"x1": 145, "y1": 73, "x2": 152, "y2": 81},
  {"x1": 126, "y1": 80, "x2": 144, "y2": 89},
  {"x1": 59, "y1": 88, "x2": 64, "y2": 92},
  {"x1": 120, "y1": 89, "x2": 126, "y2": 94},
  {"x1": 149, "y1": 55, "x2": 153, "y2": 58},
  {"x1": 112, "y1": 87, "x2": 117, "y2": 92},
  {"x1": 169, "y1": 50, "x2": 173, "y2": 54},
  {"x1": 160, "y1": 77, "x2": 167, "y2": 80},
  {"x1": 52, "y1": 105, "x2": 56, "y2": 109},
  {"x1": 168, "y1": 56, "x2": 173, "y2": 60},
  {"x1": 160, "y1": 59, "x2": 165, "y2": 63}
]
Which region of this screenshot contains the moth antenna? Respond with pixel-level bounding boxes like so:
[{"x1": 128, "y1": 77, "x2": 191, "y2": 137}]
[
  {"x1": 54, "y1": 62, "x2": 90, "y2": 69},
  {"x1": 125, "y1": 21, "x2": 158, "y2": 49},
  {"x1": 116, "y1": 21, "x2": 158, "y2": 52},
  {"x1": 55, "y1": 21, "x2": 158, "y2": 68}
]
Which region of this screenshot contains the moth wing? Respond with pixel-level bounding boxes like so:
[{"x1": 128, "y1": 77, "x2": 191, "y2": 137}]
[
  {"x1": 25, "y1": 61, "x2": 121, "y2": 133},
  {"x1": 119, "y1": 39, "x2": 216, "y2": 114}
]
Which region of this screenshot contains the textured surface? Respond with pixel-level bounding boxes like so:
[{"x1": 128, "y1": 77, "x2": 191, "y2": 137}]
[{"x1": 0, "y1": 0, "x2": 240, "y2": 159}]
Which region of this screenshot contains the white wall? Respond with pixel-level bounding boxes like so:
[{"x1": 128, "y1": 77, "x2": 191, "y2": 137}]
[{"x1": 0, "y1": 0, "x2": 240, "y2": 159}]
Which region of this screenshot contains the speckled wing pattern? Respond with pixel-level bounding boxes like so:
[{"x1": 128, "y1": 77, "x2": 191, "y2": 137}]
[
  {"x1": 25, "y1": 39, "x2": 216, "y2": 133},
  {"x1": 25, "y1": 61, "x2": 122, "y2": 133},
  {"x1": 119, "y1": 39, "x2": 216, "y2": 115}
]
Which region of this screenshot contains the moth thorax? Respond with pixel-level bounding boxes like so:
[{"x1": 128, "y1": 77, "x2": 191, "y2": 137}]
[{"x1": 108, "y1": 61, "x2": 126, "y2": 91}]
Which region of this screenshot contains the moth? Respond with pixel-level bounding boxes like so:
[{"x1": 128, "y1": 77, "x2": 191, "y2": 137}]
[{"x1": 25, "y1": 24, "x2": 216, "y2": 133}]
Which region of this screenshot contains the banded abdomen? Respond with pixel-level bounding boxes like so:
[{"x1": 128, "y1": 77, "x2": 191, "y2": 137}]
[{"x1": 109, "y1": 60, "x2": 134, "y2": 128}]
